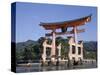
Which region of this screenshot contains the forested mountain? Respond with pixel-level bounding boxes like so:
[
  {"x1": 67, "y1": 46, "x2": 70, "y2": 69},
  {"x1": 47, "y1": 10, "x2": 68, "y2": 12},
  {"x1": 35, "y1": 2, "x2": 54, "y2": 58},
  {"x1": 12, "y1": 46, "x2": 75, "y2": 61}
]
[
  {"x1": 16, "y1": 38, "x2": 97, "y2": 52},
  {"x1": 16, "y1": 37, "x2": 97, "y2": 63},
  {"x1": 16, "y1": 40, "x2": 38, "y2": 51},
  {"x1": 83, "y1": 41, "x2": 97, "y2": 51}
]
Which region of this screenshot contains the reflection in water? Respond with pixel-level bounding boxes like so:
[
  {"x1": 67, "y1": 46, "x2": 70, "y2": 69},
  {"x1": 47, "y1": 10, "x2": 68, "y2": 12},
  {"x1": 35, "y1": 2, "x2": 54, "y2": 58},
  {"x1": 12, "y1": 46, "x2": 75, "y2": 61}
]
[{"x1": 16, "y1": 62, "x2": 97, "y2": 73}]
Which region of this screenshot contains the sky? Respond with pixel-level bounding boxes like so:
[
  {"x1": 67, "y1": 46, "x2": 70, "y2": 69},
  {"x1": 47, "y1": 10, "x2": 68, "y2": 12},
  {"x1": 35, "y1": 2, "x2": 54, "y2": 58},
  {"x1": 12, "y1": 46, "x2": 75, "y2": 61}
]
[{"x1": 15, "y1": 2, "x2": 97, "y2": 42}]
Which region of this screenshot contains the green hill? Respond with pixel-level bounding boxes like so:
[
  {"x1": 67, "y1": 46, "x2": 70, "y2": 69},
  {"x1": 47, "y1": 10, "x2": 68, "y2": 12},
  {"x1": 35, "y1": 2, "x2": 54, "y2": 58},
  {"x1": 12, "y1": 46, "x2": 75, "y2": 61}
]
[{"x1": 16, "y1": 37, "x2": 97, "y2": 63}]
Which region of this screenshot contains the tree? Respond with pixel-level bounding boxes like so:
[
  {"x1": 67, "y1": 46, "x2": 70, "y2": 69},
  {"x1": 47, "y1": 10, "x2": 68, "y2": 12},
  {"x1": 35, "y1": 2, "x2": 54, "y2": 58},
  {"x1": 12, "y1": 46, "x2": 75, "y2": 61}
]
[{"x1": 22, "y1": 46, "x2": 35, "y2": 63}]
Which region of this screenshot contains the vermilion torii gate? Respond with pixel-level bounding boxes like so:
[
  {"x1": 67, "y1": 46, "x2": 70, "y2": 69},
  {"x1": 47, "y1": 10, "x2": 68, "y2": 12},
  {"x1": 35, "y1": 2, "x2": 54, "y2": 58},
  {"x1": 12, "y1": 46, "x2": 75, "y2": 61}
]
[{"x1": 40, "y1": 15, "x2": 91, "y2": 65}]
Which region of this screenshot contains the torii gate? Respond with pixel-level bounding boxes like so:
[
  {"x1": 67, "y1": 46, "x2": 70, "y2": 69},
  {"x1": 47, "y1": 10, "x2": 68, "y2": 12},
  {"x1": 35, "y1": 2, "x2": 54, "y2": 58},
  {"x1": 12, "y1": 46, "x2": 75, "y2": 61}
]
[{"x1": 40, "y1": 15, "x2": 91, "y2": 64}]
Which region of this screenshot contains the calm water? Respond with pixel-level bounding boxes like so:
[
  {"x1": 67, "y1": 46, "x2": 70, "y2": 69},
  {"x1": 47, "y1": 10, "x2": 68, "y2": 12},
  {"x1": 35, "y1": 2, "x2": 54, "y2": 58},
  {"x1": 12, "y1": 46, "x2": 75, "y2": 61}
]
[{"x1": 16, "y1": 62, "x2": 97, "y2": 73}]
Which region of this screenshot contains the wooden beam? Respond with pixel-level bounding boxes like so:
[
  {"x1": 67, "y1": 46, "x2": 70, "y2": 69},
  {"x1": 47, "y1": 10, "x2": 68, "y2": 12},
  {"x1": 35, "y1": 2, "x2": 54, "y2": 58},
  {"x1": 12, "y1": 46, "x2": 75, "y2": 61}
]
[{"x1": 45, "y1": 29, "x2": 85, "y2": 36}]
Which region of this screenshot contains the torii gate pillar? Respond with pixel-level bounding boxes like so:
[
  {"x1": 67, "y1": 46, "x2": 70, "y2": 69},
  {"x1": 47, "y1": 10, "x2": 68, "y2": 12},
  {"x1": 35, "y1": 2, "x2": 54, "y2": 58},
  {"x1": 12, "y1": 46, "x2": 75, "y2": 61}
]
[
  {"x1": 73, "y1": 26, "x2": 78, "y2": 61},
  {"x1": 51, "y1": 30, "x2": 56, "y2": 62}
]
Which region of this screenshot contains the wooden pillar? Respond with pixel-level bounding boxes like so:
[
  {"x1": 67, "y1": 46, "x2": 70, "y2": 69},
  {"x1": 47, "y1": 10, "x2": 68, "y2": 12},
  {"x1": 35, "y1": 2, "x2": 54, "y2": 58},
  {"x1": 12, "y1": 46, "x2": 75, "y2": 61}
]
[
  {"x1": 42, "y1": 40, "x2": 47, "y2": 63},
  {"x1": 81, "y1": 43, "x2": 83, "y2": 60},
  {"x1": 58, "y1": 43, "x2": 61, "y2": 57},
  {"x1": 57, "y1": 43, "x2": 61, "y2": 61},
  {"x1": 73, "y1": 26, "x2": 78, "y2": 61},
  {"x1": 51, "y1": 30, "x2": 56, "y2": 62},
  {"x1": 73, "y1": 26, "x2": 77, "y2": 44}
]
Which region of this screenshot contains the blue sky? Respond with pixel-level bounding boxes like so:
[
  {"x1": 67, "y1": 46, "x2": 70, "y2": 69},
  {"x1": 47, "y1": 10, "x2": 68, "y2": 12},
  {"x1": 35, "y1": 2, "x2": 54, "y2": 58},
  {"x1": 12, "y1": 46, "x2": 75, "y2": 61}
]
[{"x1": 15, "y1": 2, "x2": 97, "y2": 42}]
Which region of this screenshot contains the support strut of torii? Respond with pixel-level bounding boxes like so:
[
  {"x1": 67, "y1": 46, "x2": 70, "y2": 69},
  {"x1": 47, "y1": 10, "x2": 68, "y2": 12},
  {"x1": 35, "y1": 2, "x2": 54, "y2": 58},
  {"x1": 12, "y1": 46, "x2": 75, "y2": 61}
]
[
  {"x1": 42, "y1": 39, "x2": 61, "y2": 63},
  {"x1": 40, "y1": 14, "x2": 92, "y2": 64}
]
